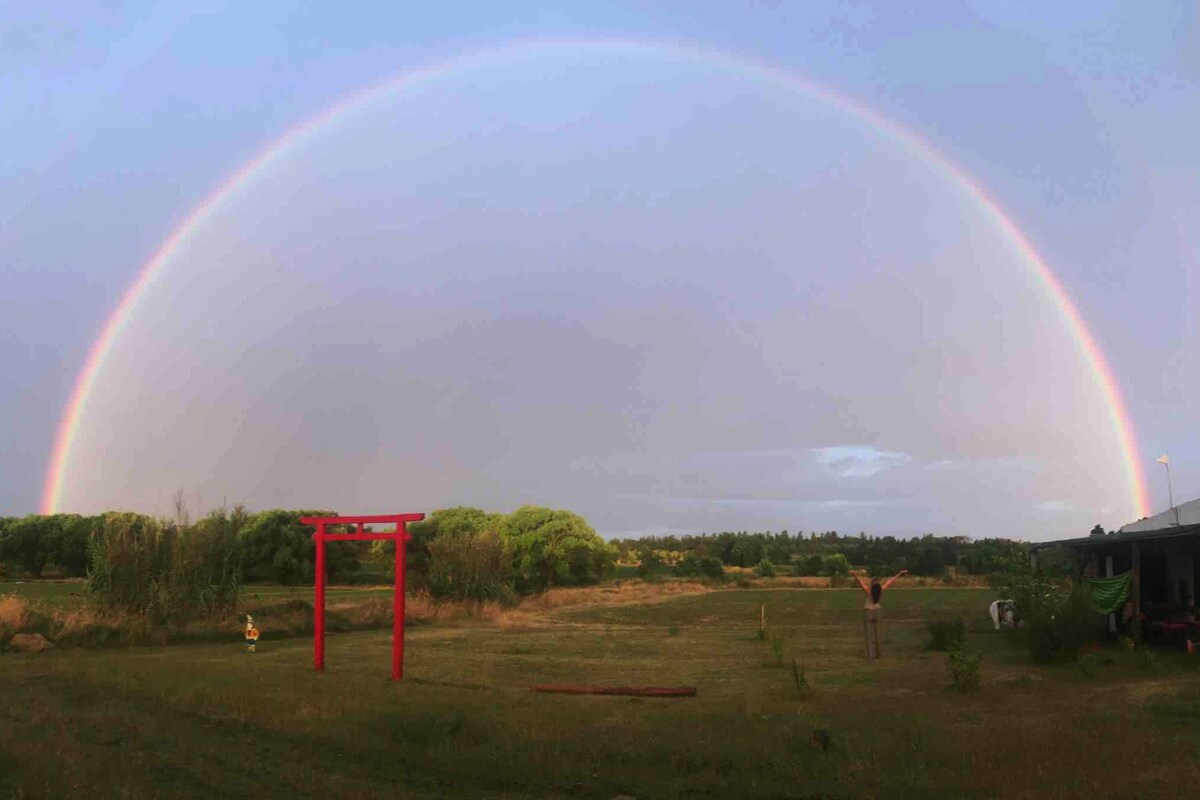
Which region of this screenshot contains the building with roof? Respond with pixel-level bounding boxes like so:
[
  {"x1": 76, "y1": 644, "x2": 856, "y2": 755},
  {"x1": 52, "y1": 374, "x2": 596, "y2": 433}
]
[{"x1": 1033, "y1": 497, "x2": 1200, "y2": 635}]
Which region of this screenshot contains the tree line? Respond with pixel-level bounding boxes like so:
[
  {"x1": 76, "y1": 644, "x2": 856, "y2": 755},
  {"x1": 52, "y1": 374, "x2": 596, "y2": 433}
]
[
  {"x1": 0, "y1": 505, "x2": 618, "y2": 612},
  {"x1": 610, "y1": 530, "x2": 1025, "y2": 577}
]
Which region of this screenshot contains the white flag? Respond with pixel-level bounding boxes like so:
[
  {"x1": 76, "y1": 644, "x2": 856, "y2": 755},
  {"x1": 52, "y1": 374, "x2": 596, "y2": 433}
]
[{"x1": 1157, "y1": 454, "x2": 1170, "y2": 465}]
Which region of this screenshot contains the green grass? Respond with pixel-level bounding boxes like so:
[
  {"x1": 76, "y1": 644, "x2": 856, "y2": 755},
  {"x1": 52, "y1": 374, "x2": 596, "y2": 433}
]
[
  {"x1": 1, "y1": 580, "x2": 391, "y2": 609},
  {"x1": 4, "y1": 587, "x2": 1200, "y2": 798},
  {"x1": 0, "y1": 579, "x2": 85, "y2": 606}
]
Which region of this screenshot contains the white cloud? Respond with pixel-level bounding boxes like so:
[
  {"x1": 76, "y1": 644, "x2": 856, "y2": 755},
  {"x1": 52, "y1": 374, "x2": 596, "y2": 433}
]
[{"x1": 812, "y1": 446, "x2": 912, "y2": 478}]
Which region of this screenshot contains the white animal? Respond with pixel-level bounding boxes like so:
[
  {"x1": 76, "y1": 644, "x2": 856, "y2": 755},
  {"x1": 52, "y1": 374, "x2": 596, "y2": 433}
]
[{"x1": 989, "y1": 600, "x2": 1016, "y2": 630}]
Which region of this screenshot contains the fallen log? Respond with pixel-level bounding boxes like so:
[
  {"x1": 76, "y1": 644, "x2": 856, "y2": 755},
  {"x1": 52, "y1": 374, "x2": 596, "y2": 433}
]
[{"x1": 531, "y1": 684, "x2": 696, "y2": 698}]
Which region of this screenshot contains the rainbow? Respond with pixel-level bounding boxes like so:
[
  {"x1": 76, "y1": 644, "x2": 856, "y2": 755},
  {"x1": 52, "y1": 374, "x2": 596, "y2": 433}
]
[{"x1": 40, "y1": 39, "x2": 1151, "y2": 519}]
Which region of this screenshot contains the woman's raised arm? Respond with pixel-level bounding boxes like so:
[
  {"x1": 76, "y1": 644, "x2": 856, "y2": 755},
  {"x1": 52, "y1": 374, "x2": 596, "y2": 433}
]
[
  {"x1": 881, "y1": 569, "x2": 909, "y2": 590},
  {"x1": 849, "y1": 570, "x2": 871, "y2": 594}
]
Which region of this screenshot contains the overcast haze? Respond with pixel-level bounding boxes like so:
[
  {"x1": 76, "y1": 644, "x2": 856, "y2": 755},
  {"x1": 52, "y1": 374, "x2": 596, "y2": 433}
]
[{"x1": 3, "y1": 3, "x2": 1198, "y2": 540}]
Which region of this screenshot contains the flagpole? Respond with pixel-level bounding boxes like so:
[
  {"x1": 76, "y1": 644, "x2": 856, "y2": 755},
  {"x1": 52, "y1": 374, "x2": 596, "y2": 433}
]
[{"x1": 1160, "y1": 455, "x2": 1178, "y2": 526}]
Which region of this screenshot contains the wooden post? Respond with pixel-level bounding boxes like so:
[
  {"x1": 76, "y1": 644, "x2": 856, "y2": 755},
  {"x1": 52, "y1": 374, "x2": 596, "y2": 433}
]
[
  {"x1": 1105, "y1": 553, "x2": 1116, "y2": 634},
  {"x1": 1132, "y1": 540, "x2": 1141, "y2": 625},
  {"x1": 760, "y1": 604, "x2": 765, "y2": 636}
]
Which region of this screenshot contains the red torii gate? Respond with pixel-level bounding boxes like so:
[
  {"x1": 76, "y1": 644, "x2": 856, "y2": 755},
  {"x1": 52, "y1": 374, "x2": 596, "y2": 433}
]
[{"x1": 300, "y1": 513, "x2": 425, "y2": 680}]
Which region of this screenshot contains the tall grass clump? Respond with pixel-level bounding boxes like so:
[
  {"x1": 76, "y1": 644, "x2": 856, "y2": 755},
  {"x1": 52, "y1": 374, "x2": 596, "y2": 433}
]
[
  {"x1": 87, "y1": 508, "x2": 244, "y2": 626},
  {"x1": 766, "y1": 631, "x2": 786, "y2": 667},
  {"x1": 0, "y1": 594, "x2": 29, "y2": 644},
  {"x1": 791, "y1": 658, "x2": 808, "y2": 695}
]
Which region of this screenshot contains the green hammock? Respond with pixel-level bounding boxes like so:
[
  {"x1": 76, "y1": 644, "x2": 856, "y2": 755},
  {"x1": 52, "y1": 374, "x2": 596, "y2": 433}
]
[{"x1": 1083, "y1": 571, "x2": 1132, "y2": 615}]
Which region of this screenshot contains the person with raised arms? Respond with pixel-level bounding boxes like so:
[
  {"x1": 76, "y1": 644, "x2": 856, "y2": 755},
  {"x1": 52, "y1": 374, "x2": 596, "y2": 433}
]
[{"x1": 850, "y1": 568, "x2": 908, "y2": 660}]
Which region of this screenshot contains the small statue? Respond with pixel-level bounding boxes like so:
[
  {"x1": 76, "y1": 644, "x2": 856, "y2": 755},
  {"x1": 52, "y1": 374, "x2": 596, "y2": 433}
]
[{"x1": 245, "y1": 614, "x2": 260, "y2": 653}]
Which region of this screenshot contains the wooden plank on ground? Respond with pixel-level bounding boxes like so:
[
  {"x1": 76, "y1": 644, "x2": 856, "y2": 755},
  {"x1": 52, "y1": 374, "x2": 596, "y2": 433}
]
[{"x1": 531, "y1": 684, "x2": 696, "y2": 698}]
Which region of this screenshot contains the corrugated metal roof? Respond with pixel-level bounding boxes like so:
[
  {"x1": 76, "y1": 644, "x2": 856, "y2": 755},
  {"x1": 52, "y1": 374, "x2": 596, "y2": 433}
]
[{"x1": 1032, "y1": 522, "x2": 1200, "y2": 551}]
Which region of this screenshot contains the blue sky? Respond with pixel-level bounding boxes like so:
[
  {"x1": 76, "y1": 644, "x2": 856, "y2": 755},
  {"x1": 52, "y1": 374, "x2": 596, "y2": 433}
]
[{"x1": 2, "y1": 2, "x2": 1197, "y2": 539}]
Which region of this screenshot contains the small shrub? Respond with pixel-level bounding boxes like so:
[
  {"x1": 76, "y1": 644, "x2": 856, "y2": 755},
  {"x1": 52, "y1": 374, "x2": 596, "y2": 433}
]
[
  {"x1": 1076, "y1": 652, "x2": 1099, "y2": 680},
  {"x1": 734, "y1": 574, "x2": 752, "y2": 589},
  {"x1": 1135, "y1": 646, "x2": 1157, "y2": 671},
  {"x1": 791, "y1": 658, "x2": 808, "y2": 695},
  {"x1": 947, "y1": 643, "x2": 982, "y2": 691},
  {"x1": 667, "y1": 623, "x2": 681, "y2": 637},
  {"x1": 699, "y1": 557, "x2": 725, "y2": 579},
  {"x1": 767, "y1": 631, "x2": 786, "y2": 667},
  {"x1": 925, "y1": 617, "x2": 967, "y2": 651},
  {"x1": 754, "y1": 559, "x2": 776, "y2": 578}
]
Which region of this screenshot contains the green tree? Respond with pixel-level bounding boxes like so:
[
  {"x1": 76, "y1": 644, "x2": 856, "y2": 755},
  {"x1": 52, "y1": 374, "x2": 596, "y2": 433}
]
[
  {"x1": 239, "y1": 510, "x2": 358, "y2": 584},
  {"x1": 917, "y1": 545, "x2": 946, "y2": 577},
  {"x1": 799, "y1": 554, "x2": 825, "y2": 576},
  {"x1": 49, "y1": 514, "x2": 97, "y2": 577},
  {"x1": 500, "y1": 506, "x2": 615, "y2": 593},
  {"x1": 406, "y1": 507, "x2": 505, "y2": 583},
  {"x1": 823, "y1": 553, "x2": 850, "y2": 577},
  {"x1": 636, "y1": 548, "x2": 666, "y2": 579},
  {"x1": 2, "y1": 515, "x2": 57, "y2": 577},
  {"x1": 675, "y1": 551, "x2": 701, "y2": 578}
]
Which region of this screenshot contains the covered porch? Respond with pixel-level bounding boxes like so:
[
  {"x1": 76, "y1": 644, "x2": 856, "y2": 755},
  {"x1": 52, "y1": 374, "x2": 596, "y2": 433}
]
[{"x1": 1035, "y1": 523, "x2": 1200, "y2": 637}]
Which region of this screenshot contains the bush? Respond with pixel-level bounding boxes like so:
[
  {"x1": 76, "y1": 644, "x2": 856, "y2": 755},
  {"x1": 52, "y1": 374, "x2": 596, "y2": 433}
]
[
  {"x1": 405, "y1": 507, "x2": 505, "y2": 584},
  {"x1": 797, "y1": 554, "x2": 825, "y2": 576},
  {"x1": 992, "y1": 547, "x2": 1094, "y2": 663},
  {"x1": 947, "y1": 643, "x2": 982, "y2": 691},
  {"x1": 675, "y1": 552, "x2": 701, "y2": 578},
  {"x1": 636, "y1": 549, "x2": 667, "y2": 580},
  {"x1": 699, "y1": 557, "x2": 725, "y2": 579},
  {"x1": 754, "y1": 558, "x2": 776, "y2": 578},
  {"x1": 925, "y1": 617, "x2": 967, "y2": 651},
  {"x1": 426, "y1": 528, "x2": 516, "y2": 605}
]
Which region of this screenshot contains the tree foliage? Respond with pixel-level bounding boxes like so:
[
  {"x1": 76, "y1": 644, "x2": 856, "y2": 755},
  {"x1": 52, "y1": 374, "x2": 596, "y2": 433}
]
[
  {"x1": 0, "y1": 514, "x2": 98, "y2": 577},
  {"x1": 239, "y1": 509, "x2": 359, "y2": 584},
  {"x1": 501, "y1": 506, "x2": 616, "y2": 593},
  {"x1": 426, "y1": 527, "x2": 514, "y2": 604},
  {"x1": 405, "y1": 507, "x2": 505, "y2": 583}
]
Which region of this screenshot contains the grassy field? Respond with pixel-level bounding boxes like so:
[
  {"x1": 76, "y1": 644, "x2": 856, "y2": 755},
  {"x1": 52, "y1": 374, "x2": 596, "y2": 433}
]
[
  {"x1": 0, "y1": 579, "x2": 394, "y2": 610},
  {"x1": 4, "y1": 585, "x2": 1200, "y2": 799}
]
